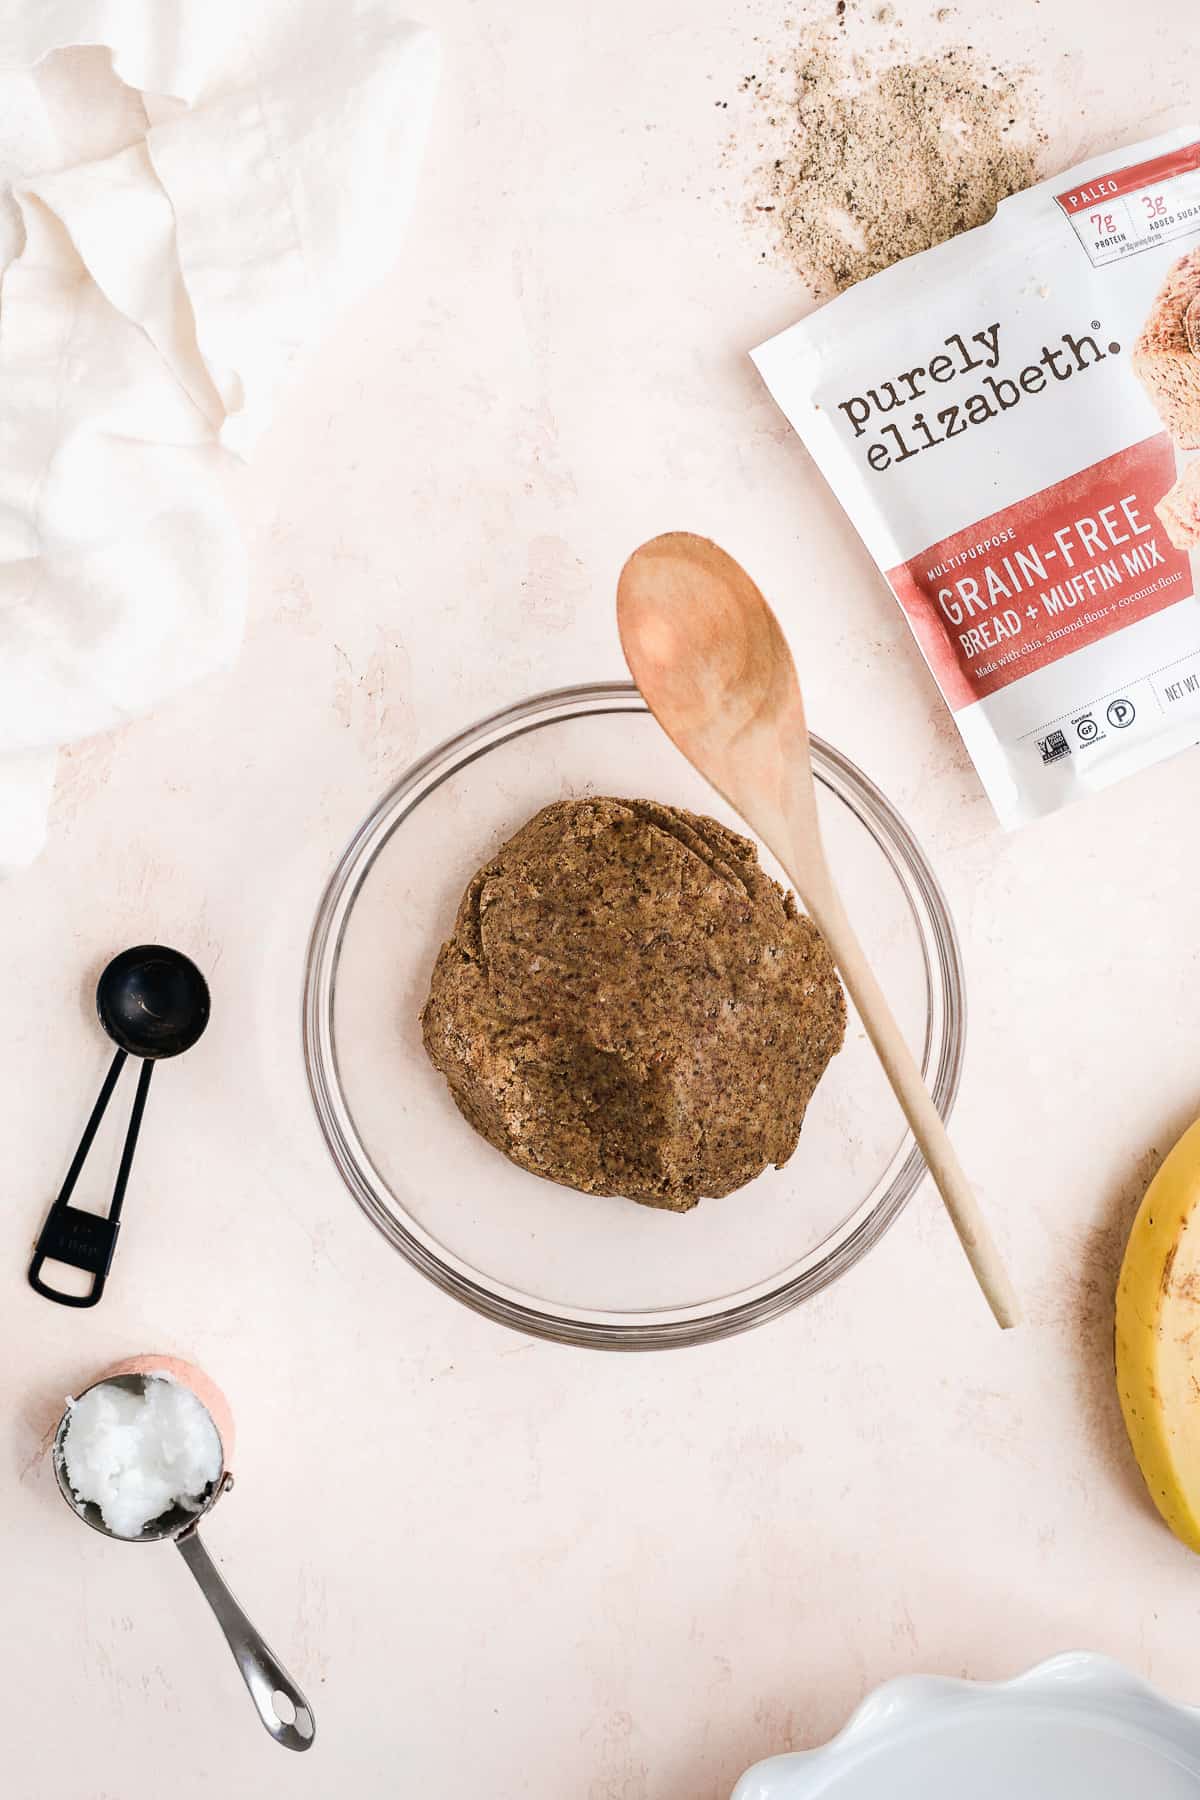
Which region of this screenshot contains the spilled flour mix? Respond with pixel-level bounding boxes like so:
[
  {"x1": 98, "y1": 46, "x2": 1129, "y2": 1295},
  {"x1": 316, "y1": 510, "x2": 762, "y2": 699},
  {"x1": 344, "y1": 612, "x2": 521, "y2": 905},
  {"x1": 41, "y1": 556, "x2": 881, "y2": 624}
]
[{"x1": 743, "y1": 21, "x2": 1045, "y2": 295}]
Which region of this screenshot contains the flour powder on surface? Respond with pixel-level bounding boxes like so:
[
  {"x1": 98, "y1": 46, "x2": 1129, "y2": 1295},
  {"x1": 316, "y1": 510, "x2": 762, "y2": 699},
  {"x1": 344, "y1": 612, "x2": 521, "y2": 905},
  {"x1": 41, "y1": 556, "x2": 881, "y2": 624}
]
[{"x1": 742, "y1": 21, "x2": 1044, "y2": 296}]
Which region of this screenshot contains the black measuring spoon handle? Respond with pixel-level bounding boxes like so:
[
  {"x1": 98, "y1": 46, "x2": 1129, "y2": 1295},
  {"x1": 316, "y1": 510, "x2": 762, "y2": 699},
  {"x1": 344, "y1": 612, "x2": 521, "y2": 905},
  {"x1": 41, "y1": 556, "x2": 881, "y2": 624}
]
[
  {"x1": 108, "y1": 1059, "x2": 153, "y2": 1227},
  {"x1": 28, "y1": 1051, "x2": 154, "y2": 1307}
]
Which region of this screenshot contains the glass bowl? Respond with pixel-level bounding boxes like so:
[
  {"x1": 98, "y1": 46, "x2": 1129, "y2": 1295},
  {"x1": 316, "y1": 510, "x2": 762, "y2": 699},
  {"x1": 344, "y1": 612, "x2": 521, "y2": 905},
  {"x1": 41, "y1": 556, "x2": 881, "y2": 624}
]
[{"x1": 303, "y1": 683, "x2": 965, "y2": 1350}]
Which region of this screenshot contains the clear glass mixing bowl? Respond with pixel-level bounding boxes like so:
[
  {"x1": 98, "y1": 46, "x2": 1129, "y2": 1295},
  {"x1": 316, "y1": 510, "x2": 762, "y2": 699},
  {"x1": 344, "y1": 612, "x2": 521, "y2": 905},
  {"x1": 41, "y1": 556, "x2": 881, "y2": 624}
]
[{"x1": 303, "y1": 683, "x2": 965, "y2": 1349}]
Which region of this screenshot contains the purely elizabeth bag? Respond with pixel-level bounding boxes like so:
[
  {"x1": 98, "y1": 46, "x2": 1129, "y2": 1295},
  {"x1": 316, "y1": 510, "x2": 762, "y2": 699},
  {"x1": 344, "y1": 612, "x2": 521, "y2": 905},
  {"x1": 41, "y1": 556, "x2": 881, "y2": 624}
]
[{"x1": 753, "y1": 127, "x2": 1200, "y2": 828}]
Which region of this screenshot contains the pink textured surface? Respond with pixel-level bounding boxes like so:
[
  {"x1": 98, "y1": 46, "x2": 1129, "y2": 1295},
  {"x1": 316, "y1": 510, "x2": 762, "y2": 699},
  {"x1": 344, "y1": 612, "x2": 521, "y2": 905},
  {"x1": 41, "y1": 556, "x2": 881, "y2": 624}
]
[{"x1": 4, "y1": 4, "x2": 1200, "y2": 1797}]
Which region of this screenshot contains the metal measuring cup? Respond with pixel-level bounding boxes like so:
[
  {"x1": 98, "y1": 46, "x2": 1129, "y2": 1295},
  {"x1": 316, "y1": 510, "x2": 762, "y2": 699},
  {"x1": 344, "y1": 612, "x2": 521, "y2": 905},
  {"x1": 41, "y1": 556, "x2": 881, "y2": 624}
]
[{"x1": 52, "y1": 1357, "x2": 315, "y2": 1751}]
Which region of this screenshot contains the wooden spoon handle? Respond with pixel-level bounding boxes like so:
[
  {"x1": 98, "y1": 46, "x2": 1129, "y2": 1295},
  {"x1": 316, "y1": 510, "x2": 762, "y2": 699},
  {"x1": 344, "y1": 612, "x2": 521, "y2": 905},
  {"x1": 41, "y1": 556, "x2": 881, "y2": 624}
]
[{"x1": 800, "y1": 873, "x2": 1020, "y2": 1330}]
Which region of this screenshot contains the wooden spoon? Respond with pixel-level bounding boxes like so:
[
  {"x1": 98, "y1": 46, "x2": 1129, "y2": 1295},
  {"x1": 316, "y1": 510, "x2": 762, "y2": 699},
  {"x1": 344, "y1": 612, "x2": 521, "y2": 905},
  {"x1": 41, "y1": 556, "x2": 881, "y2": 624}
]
[{"x1": 617, "y1": 531, "x2": 1019, "y2": 1329}]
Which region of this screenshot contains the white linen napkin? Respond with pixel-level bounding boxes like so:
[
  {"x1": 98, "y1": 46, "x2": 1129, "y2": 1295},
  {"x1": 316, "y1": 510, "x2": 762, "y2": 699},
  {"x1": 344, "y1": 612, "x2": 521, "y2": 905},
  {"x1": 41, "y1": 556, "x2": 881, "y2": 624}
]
[{"x1": 0, "y1": 1, "x2": 439, "y2": 871}]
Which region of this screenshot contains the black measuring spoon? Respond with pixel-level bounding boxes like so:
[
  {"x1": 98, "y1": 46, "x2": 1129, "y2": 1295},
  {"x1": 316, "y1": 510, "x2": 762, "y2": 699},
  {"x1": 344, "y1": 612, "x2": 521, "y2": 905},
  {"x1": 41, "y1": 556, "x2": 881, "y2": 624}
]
[{"x1": 29, "y1": 945, "x2": 210, "y2": 1308}]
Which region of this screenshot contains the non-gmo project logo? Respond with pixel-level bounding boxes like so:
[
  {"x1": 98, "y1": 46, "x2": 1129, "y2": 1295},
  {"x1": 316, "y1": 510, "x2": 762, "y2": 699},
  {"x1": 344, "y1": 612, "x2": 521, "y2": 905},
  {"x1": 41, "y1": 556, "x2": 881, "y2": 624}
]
[{"x1": 1038, "y1": 730, "x2": 1071, "y2": 765}]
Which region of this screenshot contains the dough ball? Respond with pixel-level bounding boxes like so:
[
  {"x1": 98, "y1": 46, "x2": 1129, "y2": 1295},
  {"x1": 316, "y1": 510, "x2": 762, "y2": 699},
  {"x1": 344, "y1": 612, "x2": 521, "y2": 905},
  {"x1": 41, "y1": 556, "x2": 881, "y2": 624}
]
[{"x1": 420, "y1": 797, "x2": 846, "y2": 1210}]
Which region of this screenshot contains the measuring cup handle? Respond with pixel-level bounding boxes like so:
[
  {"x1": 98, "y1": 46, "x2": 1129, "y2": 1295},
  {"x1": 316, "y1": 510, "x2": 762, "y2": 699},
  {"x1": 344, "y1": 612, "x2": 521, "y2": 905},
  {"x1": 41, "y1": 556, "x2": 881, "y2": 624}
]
[
  {"x1": 175, "y1": 1526, "x2": 315, "y2": 1751},
  {"x1": 28, "y1": 1049, "x2": 153, "y2": 1307}
]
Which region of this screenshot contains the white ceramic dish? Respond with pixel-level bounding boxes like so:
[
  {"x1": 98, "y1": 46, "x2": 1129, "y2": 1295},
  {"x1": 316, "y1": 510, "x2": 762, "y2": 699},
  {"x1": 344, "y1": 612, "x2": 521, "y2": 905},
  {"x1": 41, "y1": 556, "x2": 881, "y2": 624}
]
[{"x1": 731, "y1": 1654, "x2": 1200, "y2": 1799}]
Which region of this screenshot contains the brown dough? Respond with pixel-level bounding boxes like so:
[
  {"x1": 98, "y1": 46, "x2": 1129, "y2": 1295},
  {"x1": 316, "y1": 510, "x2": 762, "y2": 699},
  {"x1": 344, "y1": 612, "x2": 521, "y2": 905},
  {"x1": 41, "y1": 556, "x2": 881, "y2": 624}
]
[{"x1": 420, "y1": 797, "x2": 846, "y2": 1210}]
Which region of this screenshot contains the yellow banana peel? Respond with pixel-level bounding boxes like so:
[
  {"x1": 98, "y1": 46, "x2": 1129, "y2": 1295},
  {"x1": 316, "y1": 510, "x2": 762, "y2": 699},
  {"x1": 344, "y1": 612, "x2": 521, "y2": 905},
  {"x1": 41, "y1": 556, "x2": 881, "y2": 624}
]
[{"x1": 1116, "y1": 1116, "x2": 1200, "y2": 1553}]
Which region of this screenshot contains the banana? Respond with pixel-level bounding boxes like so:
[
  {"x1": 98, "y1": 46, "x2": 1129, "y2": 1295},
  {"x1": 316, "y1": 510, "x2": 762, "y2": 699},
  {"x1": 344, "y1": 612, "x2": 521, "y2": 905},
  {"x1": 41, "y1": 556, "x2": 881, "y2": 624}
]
[{"x1": 1116, "y1": 1117, "x2": 1200, "y2": 1553}]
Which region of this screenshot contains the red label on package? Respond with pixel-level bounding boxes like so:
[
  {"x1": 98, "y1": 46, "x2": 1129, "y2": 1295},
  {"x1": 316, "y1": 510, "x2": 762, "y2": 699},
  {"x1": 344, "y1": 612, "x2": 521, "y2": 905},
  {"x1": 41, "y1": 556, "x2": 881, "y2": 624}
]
[
  {"x1": 886, "y1": 435, "x2": 1192, "y2": 711},
  {"x1": 1054, "y1": 141, "x2": 1200, "y2": 266},
  {"x1": 1055, "y1": 142, "x2": 1200, "y2": 213}
]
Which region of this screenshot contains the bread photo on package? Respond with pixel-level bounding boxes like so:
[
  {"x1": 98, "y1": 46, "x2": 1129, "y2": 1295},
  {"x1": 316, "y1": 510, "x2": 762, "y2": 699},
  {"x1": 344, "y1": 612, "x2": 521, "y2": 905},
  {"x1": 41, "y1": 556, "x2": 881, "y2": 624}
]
[{"x1": 1133, "y1": 245, "x2": 1200, "y2": 549}]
